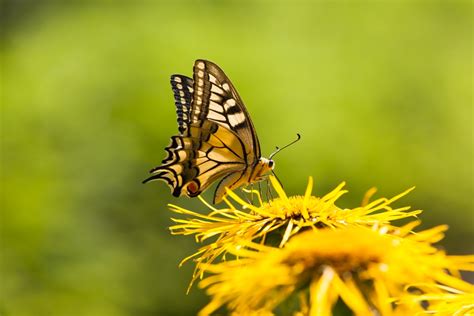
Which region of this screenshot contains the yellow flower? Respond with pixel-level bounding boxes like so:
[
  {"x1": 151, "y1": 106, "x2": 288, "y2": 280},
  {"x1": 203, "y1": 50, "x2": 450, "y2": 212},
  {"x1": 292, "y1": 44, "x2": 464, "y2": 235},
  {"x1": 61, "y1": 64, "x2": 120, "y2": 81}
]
[
  {"x1": 197, "y1": 225, "x2": 473, "y2": 316},
  {"x1": 169, "y1": 176, "x2": 421, "y2": 290},
  {"x1": 398, "y1": 281, "x2": 474, "y2": 315}
]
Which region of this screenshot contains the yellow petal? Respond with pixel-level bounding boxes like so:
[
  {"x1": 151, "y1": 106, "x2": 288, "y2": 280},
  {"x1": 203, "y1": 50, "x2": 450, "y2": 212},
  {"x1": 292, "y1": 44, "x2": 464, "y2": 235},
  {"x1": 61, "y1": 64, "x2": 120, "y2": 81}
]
[
  {"x1": 332, "y1": 274, "x2": 373, "y2": 316},
  {"x1": 269, "y1": 175, "x2": 289, "y2": 204},
  {"x1": 310, "y1": 267, "x2": 335, "y2": 316},
  {"x1": 361, "y1": 187, "x2": 378, "y2": 207},
  {"x1": 301, "y1": 176, "x2": 313, "y2": 220},
  {"x1": 225, "y1": 188, "x2": 261, "y2": 212}
]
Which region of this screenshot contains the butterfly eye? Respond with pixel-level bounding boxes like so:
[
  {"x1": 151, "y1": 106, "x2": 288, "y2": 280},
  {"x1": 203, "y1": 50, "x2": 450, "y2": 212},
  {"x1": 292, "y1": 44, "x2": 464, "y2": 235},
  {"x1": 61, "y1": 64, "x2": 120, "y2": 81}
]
[{"x1": 268, "y1": 160, "x2": 274, "y2": 168}]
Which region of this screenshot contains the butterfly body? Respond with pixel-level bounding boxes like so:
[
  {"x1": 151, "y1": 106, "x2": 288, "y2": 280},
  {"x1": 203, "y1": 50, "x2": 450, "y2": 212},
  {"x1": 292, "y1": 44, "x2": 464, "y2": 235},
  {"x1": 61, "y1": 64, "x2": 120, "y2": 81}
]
[{"x1": 145, "y1": 60, "x2": 273, "y2": 203}]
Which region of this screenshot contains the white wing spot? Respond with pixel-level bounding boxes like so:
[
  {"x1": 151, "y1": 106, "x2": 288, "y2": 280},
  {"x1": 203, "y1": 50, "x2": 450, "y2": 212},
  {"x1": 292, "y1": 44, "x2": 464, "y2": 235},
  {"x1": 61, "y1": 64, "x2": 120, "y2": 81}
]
[
  {"x1": 209, "y1": 74, "x2": 217, "y2": 84},
  {"x1": 179, "y1": 91, "x2": 185, "y2": 97},
  {"x1": 176, "y1": 83, "x2": 183, "y2": 89},
  {"x1": 209, "y1": 101, "x2": 223, "y2": 112},
  {"x1": 174, "y1": 77, "x2": 182, "y2": 83},
  {"x1": 228, "y1": 113, "x2": 246, "y2": 125},
  {"x1": 211, "y1": 84, "x2": 225, "y2": 95},
  {"x1": 210, "y1": 93, "x2": 222, "y2": 102},
  {"x1": 226, "y1": 99, "x2": 236, "y2": 106},
  {"x1": 222, "y1": 83, "x2": 230, "y2": 91},
  {"x1": 198, "y1": 79, "x2": 204, "y2": 86},
  {"x1": 208, "y1": 111, "x2": 226, "y2": 122},
  {"x1": 197, "y1": 62, "x2": 205, "y2": 70}
]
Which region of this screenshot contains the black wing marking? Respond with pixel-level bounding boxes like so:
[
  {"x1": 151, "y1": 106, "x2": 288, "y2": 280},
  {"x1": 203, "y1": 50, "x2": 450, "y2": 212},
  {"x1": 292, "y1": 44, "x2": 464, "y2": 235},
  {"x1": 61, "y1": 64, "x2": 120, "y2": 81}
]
[{"x1": 170, "y1": 75, "x2": 193, "y2": 134}]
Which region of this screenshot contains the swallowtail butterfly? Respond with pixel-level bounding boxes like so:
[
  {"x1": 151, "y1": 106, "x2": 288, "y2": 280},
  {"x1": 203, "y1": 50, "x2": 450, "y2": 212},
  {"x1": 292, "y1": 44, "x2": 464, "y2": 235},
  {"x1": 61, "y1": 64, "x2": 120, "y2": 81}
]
[{"x1": 144, "y1": 60, "x2": 275, "y2": 203}]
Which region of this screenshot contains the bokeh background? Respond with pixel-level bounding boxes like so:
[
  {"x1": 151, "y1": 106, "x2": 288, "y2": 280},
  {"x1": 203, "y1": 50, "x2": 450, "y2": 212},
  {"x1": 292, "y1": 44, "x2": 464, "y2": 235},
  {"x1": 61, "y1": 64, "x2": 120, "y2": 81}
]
[{"x1": 1, "y1": 1, "x2": 472, "y2": 315}]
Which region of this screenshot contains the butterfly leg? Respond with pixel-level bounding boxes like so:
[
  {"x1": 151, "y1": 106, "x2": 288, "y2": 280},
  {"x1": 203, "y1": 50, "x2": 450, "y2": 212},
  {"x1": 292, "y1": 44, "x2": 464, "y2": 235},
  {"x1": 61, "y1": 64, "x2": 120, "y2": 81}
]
[
  {"x1": 250, "y1": 183, "x2": 255, "y2": 205},
  {"x1": 258, "y1": 181, "x2": 265, "y2": 203},
  {"x1": 266, "y1": 177, "x2": 274, "y2": 201},
  {"x1": 242, "y1": 187, "x2": 252, "y2": 205}
]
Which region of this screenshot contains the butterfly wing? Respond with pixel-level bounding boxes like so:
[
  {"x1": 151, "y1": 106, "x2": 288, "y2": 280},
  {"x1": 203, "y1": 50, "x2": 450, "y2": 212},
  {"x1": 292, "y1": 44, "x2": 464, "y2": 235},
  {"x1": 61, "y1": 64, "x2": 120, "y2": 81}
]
[
  {"x1": 191, "y1": 60, "x2": 261, "y2": 162},
  {"x1": 144, "y1": 121, "x2": 247, "y2": 198},
  {"x1": 170, "y1": 75, "x2": 193, "y2": 134},
  {"x1": 145, "y1": 60, "x2": 261, "y2": 202}
]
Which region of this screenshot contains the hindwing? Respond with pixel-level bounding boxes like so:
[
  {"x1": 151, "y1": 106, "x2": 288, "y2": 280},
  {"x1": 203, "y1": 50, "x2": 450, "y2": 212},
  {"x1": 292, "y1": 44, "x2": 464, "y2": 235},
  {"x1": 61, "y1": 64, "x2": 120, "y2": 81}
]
[{"x1": 144, "y1": 121, "x2": 246, "y2": 198}]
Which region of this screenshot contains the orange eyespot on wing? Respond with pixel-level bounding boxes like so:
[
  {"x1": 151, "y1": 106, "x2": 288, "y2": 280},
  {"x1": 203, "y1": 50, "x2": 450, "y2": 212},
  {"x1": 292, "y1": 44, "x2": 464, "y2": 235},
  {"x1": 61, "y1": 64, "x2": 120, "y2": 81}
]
[{"x1": 186, "y1": 181, "x2": 200, "y2": 196}]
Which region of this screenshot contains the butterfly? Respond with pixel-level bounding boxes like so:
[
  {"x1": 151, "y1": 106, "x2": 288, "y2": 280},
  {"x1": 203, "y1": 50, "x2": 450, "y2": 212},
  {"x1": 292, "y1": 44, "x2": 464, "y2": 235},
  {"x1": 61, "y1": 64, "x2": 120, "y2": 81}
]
[{"x1": 144, "y1": 59, "x2": 277, "y2": 204}]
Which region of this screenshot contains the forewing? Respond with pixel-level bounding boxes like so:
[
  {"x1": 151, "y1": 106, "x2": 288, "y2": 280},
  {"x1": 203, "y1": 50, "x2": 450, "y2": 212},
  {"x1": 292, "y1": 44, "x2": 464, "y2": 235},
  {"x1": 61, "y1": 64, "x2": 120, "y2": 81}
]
[{"x1": 190, "y1": 60, "x2": 261, "y2": 163}]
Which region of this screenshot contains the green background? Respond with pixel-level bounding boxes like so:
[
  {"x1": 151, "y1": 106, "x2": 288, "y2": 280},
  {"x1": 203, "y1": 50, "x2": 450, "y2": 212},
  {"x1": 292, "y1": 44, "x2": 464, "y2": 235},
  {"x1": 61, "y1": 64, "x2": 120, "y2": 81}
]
[{"x1": 1, "y1": 1, "x2": 472, "y2": 315}]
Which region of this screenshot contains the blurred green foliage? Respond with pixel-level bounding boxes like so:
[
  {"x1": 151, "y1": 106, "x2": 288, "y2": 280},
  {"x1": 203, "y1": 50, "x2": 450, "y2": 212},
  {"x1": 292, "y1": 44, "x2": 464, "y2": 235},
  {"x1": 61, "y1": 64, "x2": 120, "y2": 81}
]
[{"x1": 1, "y1": 1, "x2": 472, "y2": 315}]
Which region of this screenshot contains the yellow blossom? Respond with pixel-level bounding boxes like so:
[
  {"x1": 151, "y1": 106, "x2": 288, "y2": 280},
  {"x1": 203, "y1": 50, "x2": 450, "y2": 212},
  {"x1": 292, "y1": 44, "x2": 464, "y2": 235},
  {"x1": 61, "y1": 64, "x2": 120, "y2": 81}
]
[
  {"x1": 169, "y1": 176, "x2": 421, "y2": 290},
  {"x1": 197, "y1": 226, "x2": 474, "y2": 316},
  {"x1": 398, "y1": 281, "x2": 474, "y2": 315}
]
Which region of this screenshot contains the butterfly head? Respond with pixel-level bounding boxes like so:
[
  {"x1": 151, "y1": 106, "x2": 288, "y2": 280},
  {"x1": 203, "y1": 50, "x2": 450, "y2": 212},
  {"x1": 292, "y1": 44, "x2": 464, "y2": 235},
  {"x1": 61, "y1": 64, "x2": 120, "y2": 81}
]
[
  {"x1": 261, "y1": 157, "x2": 275, "y2": 168},
  {"x1": 251, "y1": 157, "x2": 275, "y2": 182}
]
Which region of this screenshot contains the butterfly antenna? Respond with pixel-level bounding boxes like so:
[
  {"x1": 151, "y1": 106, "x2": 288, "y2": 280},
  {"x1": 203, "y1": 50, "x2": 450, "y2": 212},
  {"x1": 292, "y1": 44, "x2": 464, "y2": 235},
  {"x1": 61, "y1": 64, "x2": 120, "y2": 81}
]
[{"x1": 269, "y1": 133, "x2": 301, "y2": 159}]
